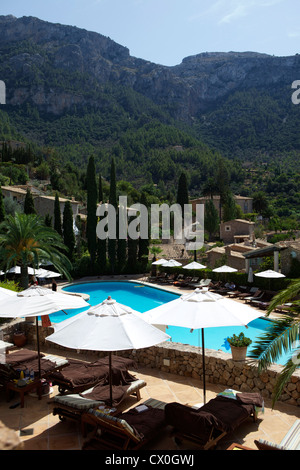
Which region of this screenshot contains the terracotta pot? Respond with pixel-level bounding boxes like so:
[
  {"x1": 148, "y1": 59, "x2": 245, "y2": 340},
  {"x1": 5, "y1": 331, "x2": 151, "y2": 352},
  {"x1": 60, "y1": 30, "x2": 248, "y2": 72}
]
[
  {"x1": 13, "y1": 333, "x2": 27, "y2": 348},
  {"x1": 230, "y1": 345, "x2": 248, "y2": 362}
]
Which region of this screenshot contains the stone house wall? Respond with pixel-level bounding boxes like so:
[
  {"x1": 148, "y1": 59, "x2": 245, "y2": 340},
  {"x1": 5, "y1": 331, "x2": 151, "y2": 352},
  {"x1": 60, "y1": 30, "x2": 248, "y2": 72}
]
[{"x1": 220, "y1": 219, "x2": 255, "y2": 244}]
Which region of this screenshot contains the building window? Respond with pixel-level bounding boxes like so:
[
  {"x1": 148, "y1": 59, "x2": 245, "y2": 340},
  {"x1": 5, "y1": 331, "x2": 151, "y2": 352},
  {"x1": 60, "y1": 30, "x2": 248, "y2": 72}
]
[{"x1": 225, "y1": 225, "x2": 231, "y2": 231}]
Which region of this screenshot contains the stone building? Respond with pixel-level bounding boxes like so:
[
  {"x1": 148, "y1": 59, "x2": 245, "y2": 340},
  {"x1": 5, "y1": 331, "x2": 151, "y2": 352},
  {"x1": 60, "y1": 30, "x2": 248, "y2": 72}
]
[
  {"x1": 206, "y1": 239, "x2": 272, "y2": 271},
  {"x1": 191, "y1": 195, "x2": 253, "y2": 217},
  {"x1": 276, "y1": 239, "x2": 300, "y2": 276},
  {"x1": 1, "y1": 185, "x2": 80, "y2": 219},
  {"x1": 220, "y1": 218, "x2": 255, "y2": 244}
]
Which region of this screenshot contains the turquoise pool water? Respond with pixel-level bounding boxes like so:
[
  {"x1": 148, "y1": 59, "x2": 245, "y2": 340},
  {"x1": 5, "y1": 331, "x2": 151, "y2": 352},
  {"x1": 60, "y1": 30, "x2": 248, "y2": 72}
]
[{"x1": 56, "y1": 281, "x2": 290, "y2": 365}]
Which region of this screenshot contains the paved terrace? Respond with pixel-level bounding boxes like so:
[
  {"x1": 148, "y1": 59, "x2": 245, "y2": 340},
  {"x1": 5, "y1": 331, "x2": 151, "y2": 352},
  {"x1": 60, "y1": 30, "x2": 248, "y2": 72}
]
[{"x1": 1, "y1": 347, "x2": 299, "y2": 450}]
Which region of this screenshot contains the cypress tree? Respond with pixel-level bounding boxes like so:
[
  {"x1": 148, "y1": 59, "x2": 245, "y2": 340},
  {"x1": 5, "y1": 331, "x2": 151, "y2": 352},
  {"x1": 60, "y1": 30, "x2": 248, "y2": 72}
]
[
  {"x1": 204, "y1": 199, "x2": 219, "y2": 241},
  {"x1": 63, "y1": 200, "x2": 75, "y2": 261},
  {"x1": 96, "y1": 174, "x2": 107, "y2": 272},
  {"x1": 127, "y1": 214, "x2": 138, "y2": 273},
  {"x1": 24, "y1": 188, "x2": 36, "y2": 215},
  {"x1": 215, "y1": 158, "x2": 230, "y2": 219},
  {"x1": 44, "y1": 213, "x2": 52, "y2": 227},
  {"x1": 138, "y1": 191, "x2": 149, "y2": 270},
  {"x1": 0, "y1": 186, "x2": 5, "y2": 223},
  {"x1": 86, "y1": 155, "x2": 97, "y2": 270},
  {"x1": 176, "y1": 172, "x2": 189, "y2": 213},
  {"x1": 222, "y1": 192, "x2": 238, "y2": 222},
  {"x1": 54, "y1": 192, "x2": 62, "y2": 236},
  {"x1": 108, "y1": 158, "x2": 117, "y2": 273}
]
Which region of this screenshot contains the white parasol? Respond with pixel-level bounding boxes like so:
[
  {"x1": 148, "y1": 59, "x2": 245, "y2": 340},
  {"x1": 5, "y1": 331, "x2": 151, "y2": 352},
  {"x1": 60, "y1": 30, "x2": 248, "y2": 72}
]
[
  {"x1": 162, "y1": 259, "x2": 182, "y2": 267},
  {"x1": 183, "y1": 261, "x2": 207, "y2": 270},
  {"x1": 46, "y1": 296, "x2": 170, "y2": 405},
  {"x1": 0, "y1": 285, "x2": 90, "y2": 377},
  {"x1": 212, "y1": 265, "x2": 238, "y2": 273},
  {"x1": 144, "y1": 288, "x2": 264, "y2": 404}
]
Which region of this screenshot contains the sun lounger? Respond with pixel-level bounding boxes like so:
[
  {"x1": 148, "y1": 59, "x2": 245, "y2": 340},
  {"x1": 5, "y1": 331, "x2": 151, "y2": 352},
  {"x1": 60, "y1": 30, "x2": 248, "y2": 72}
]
[
  {"x1": 50, "y1": 379, "x2": 147, "y2": 423},
  {"x1": 48, "y1": 355, "x2": 137, "y2": 393},
  {"x1": 255, "y1": 419, "x2": 300, "y2": 450},
  {"x1": 165, "y1": 390, "x2": 263, "y2": 450},
  {"x1": 227, "y1": 286, "x2": 248, "y2": 298},
  {"x1": 244, "y1": 290, "x2": 264, "y2": 303},
  {"x1": 0, "y1": 348, "x2": 68, "y2": 386},
  {"x1": 173, "y1": 276, "x2": 193, "y2": 287},
  {"x1": 274, "y1": 303, "x2": 293, "y2": 313},
  {"x1": 236, "y1": 287, "x2": 259, "y2": 299},
  {"x1": 81, "y1": 398, "x2": 166, "y2": 450},
  {"x1": 188, "y1": 279, "x2": 212, "y2": 288}
]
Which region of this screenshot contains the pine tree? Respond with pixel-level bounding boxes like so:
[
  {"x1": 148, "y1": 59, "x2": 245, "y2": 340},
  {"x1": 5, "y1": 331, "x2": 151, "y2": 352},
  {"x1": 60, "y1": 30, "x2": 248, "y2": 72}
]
[
  {"x1": 24, "y1": 188, "x2": 36, "y2": 215},
  {"x1": 108, "y1": 158, "x2": 117, "y2": 273},
  {"x1": 86, "y1": 156, "x2": 97, "y2": 270},
  {"x1": 54, "y1": 192, "x2": 62, "y2": 236},
  {"x1": 63, "y1": 200, "x2": 75, "y2": 261}
]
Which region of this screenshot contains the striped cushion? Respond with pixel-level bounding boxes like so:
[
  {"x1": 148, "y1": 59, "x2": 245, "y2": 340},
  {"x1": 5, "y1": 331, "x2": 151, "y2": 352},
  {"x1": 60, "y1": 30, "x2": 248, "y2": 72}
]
[
  {"x1": 280, "y1": 419, "x2": 300, "y2": 450},
  {"x1": 44, "y1": 355, "x2": 69, "y2": 368},
  {"x1": 142, "y1": 398, "x2": 167, "y2": 410},
  {"x1": 53, "y1": 379, "x2": 146, "y2": 410},
  {"x1": 54, "y1": 388, "x2": 105, "y2": 410},
  {"x1": 88, "y1": 408, "x2": 137, "y2": 439},
  {"x1": 256, "y1": 439, "x2": 286, "y2": 450},
  {"x1": 257, "y1": 420, "x2": 300, "y2": 450}
]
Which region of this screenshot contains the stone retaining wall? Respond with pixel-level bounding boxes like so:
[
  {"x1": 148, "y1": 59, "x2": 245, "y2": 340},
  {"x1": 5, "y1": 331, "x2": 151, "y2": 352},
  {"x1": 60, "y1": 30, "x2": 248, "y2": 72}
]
[{"x1": 17, "y1": 321, "x2": 300, "y2": 407}]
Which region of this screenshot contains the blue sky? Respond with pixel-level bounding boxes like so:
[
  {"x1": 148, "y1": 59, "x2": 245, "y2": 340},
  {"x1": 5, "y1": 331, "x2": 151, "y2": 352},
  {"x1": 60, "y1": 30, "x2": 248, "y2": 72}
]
[{"x1": 1, "y1": 0, "x2": 299, "y2": 66}]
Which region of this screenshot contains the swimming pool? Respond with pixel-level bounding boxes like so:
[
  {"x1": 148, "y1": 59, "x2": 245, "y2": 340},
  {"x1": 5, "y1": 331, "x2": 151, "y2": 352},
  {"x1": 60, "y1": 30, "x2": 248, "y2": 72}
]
[{"x1": 58, "y1": 281, "x2": 289, "y2": 365}]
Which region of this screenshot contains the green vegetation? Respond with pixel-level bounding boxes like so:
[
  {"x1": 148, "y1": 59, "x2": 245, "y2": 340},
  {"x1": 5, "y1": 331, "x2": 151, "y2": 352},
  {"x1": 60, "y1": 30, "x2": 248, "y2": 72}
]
[
  {"x1": 0, "y1": 213, "x2": 72, "y2": 288},
  {"x1": 227, "y1": 332, "x2": 252, "y2": 348},
  {"x1": 250, "y1": 279, "x2": 300, "y2": 406}
]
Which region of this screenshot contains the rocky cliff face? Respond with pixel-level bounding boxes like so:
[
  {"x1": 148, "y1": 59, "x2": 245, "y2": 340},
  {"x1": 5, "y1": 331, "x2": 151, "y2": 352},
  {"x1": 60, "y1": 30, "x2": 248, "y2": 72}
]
[{"x1": 0, "y1": 15, "x2": 299, "y2": 119}]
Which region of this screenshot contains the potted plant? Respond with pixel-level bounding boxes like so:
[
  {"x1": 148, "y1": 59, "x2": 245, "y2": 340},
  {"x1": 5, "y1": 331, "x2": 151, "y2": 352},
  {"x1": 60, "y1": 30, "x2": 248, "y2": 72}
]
[{"x1": 227, "y1": 332, "x2": 252, "y2": 361}]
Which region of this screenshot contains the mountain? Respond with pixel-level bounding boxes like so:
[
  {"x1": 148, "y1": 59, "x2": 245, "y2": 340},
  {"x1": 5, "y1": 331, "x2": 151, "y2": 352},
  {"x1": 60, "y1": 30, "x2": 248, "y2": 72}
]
[{"x1": 0, "y1": 14, "x2": 299, "y2": 190}]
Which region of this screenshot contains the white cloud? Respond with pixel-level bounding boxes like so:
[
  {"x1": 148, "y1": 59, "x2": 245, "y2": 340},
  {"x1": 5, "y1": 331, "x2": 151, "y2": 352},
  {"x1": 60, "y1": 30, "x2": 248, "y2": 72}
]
[{"x1": 189, "y1": 0, "x2": 285, "y2": 25}]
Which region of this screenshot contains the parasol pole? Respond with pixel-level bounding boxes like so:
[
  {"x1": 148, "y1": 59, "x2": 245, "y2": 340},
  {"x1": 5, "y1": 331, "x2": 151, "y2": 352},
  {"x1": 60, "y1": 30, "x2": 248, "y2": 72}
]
[
  {"x1": 35, "y1": 316, "x2": 41, "y2": 379},
  {"x1": 109, "y1": 351, "x2": 113, "y2": 407}
]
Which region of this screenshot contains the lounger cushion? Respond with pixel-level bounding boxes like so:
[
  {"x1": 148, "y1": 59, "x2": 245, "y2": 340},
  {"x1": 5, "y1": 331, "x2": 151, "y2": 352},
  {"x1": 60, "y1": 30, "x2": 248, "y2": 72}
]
[
  {"x1": 52, "y1": 379, "x2": 146, "y2": 410},
  {"x1": 79, "y1": 379, "x2": 146, "y2": 406},
  {"x1": 53, "y1": 387, "x2": 105, "y2": 410},
  {"x1": 49, "y1": 356, "x2": 137, "y2": 392},
  {"x1": 281, "y1": 419, "x2": 300, "y2": 449},
  {"x1": 87, "y1": 402, "x2": 166, "y2": 441}
]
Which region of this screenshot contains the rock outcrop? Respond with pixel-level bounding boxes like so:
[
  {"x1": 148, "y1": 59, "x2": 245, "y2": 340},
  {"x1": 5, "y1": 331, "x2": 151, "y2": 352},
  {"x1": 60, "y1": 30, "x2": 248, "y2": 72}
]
[{"x1": 0, "y1": 15, "x2": 299, "y2": 120}]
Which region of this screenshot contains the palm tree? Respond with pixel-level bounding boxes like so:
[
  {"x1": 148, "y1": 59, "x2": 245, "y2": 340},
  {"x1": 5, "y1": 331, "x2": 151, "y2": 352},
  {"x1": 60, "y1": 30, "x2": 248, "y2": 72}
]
[
  {"x1": 0, "y1": 213, "x2": 72, "y2": 289},
  {"x1": 249, "y1": 279, "x2": 300, "y2": 407}
]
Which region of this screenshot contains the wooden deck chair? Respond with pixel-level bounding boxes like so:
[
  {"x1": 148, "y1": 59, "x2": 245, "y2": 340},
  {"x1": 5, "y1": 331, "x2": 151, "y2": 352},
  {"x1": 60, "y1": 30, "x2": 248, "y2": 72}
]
[
  {"x1": 165, "y1": 391, "x2": 263, "y2": 450},
  {"x1": 50, "y1": 379, "x2": 147, "y2": 423}
]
